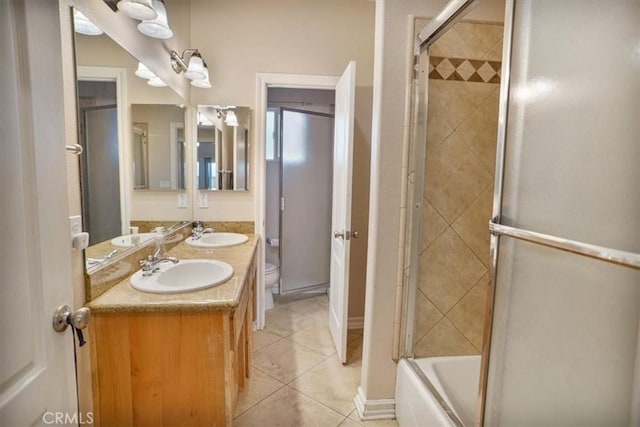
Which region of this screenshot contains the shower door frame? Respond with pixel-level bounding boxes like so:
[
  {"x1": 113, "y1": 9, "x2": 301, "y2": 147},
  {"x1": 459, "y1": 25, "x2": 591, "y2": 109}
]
[
  {"x1": 401, "y1": 0, "x2": 487, "y2": 426},
  {"x1": 76, "y1": 66, "x2": 129, "y2": 237},
  {"x1": 403, "y1": 0, "x2": 482, "y2": 358}
]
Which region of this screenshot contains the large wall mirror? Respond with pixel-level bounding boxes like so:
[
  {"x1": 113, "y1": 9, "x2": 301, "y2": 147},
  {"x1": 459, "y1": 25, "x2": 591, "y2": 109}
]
[
  {"x1": 73, "y1": 8, "x2": 192, "y2": 272},
  {"x1": 197, "y1": 105, "x2": 250, "y2": 191}
]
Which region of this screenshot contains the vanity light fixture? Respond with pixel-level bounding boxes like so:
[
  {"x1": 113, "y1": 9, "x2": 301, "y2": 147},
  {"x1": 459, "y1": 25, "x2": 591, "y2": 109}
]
[
  {"x1": 224, "y1": 110, "x2": 238, "y2": 127},
  {"x1": 134, "y1": 62, "x2": 156, "y2": 79},
  {"x1": 117, "y1": 0, "x2": 157, "y2": 21},
  {"x1": 137, "y1": 0, "x2": 173, "y2": 39},
  {"x1": 170, "y1": 49, "x2": 212, "y2": 88},
  {"x1": 191, "y1": 65, "x2": 212, "y2": 88},
  {"x1": 73, "y1": 10, "x2": 104, "y2": 36},
  {"x1": 213, "y1": 107, "x2": 238, "y2": 127},
  {"x1": 147, "y1": 76, "x2": 168, "y2": 87}
]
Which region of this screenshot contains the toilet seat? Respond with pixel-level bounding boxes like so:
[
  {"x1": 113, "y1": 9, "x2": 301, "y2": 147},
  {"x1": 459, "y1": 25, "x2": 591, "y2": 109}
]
[{"x1": 264, "y1": 263, "x2": 279, "y2": 310}]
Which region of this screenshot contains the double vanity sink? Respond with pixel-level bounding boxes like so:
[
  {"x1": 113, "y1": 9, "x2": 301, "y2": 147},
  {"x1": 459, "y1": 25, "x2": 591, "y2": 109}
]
[
  {"x1": 130, "y1": 259, "x2": 234, "y2": 293},
  {"x1": 127, "y1": 232, "x2": 248, "y2": 294},
  {"x1": 185, "y1": 231, "x2": 249, "y2": 248},
  {"x1": 87, "y1": 229, "x2": 258, "y2": 426},
  {"x1": 130, "y1": 233, "x2": 249, "y2": 294}
]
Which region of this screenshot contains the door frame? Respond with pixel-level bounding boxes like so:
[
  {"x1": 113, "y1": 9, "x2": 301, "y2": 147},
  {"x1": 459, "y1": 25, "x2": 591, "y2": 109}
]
[
  {"x1": 255, "y1": 73, "x2": 339, "y2": 329},
  {"x1": 76, "y1": 66, "x2": 129, "y2": 236}
]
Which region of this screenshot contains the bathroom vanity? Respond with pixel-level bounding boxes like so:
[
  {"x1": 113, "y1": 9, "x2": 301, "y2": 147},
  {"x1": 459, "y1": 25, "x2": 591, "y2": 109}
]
[{"x1": 87, "y1": 237, "x2": 258, "y2": 426}]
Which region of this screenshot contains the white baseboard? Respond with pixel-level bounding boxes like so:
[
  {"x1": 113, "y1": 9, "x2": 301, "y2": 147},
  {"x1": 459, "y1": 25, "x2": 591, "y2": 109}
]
[
  {"x1": 353, "y1": 386, "x2": 396, "y2": 421},
  {"x1": 348, "y1": 316, "x2": 365, "y2": 329}
]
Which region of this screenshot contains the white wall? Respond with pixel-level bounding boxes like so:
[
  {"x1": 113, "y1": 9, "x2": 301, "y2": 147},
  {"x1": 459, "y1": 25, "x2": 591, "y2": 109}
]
[{"x1": 189, "y1": 0, "x2": 375, "y2": 318}]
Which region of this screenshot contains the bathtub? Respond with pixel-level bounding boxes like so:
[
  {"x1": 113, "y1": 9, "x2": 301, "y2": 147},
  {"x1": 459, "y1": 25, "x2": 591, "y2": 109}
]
[{"x1": 396, "y1": 356, "x2": 481, "y2": 427}]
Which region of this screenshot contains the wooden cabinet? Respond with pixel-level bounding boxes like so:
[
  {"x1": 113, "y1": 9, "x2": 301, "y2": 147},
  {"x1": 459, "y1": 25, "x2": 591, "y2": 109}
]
[{"x1": 89, "y1": 258, "x2": 256, "y2": 426}]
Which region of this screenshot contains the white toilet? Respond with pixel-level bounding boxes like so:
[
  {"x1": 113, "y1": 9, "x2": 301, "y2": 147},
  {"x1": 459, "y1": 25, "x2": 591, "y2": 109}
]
[{"x1": 264, "y1": 263, "x2": 279, "y2": 310}]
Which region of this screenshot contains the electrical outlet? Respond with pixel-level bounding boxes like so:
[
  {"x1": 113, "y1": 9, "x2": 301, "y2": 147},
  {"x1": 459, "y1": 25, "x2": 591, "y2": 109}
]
[
  {"x1": 199, "y1": 192, "x2": 208, "y2": 208},
  {"x1": 178, "y1": 192, "x2": 187, "y2": 208},
  {"x1": 69, "y1": 215, "x2": 82, "y2": 239}
]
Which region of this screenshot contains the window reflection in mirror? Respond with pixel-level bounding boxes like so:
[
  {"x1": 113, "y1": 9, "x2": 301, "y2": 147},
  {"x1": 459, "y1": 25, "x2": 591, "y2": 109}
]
[{"x1": 196, "y1": 106, "x2": 250, "y2": 191}]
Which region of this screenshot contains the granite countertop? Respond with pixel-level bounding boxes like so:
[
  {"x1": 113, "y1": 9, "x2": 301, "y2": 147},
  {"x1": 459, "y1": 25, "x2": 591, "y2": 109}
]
[{"x1": 87, "y1": 235, "x2": 259, "y2": 313}]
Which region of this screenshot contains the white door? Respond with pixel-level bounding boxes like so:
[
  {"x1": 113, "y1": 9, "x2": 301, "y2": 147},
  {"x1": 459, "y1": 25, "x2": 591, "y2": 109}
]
[
  {"x1": 0, "y1": 0, "x2": 77, "y2": 424},
  {"x1": 329, "y1": 61, "x2": 357, "y2": 363}
]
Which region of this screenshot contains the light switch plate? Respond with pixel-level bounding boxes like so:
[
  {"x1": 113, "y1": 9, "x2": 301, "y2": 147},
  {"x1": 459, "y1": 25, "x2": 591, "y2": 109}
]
[
  {"x1": 69, "y1": 215, "x2": 82, "y2": 239},
  {"x1": 199, "y1": 192, "x2": 208, "y2": 208},
  {"x1": 178, "y1": 192, "x2": 187, "y2": 208}
]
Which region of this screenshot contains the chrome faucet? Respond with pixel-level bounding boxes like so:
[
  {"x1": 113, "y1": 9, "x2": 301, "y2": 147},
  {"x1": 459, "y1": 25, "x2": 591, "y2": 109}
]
[
  {"x1": 191, "y1": 221, "x2": 215, "y2": 240},
  {"x1": 139, "y1": 249, "x2": 179, "y2": 276}
]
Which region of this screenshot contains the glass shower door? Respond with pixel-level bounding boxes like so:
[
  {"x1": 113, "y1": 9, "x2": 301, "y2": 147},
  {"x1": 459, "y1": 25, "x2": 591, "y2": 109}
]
[
  {"x1": 280, "y1": 108, "x2": 334, "y2": 293},
  {"x1": 484, "y1": 0, "x2": 640, "y2": 425}
]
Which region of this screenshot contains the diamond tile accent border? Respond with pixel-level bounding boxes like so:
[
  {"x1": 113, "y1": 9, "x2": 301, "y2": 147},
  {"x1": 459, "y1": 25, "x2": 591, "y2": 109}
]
[{"x1": 429, "y1": 56, "x2": 501, "y2": 84}]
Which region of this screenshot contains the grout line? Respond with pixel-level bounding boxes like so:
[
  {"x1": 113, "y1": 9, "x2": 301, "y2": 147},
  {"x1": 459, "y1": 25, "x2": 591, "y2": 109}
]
[
  {"x1": 233, "y1": 381, "x2": 288, "y2": 420},
  {"x1": 287, "y1": 382, "x2": 358, "y2": 420}
]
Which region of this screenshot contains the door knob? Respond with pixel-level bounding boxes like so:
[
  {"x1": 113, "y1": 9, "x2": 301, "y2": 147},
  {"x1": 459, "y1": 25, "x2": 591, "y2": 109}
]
[
  {"x1": 334, "y1": 231, "x2": 345, "y2": 239},
  {"x1": 52, "y1": 305, "x2": 91, "y2": 347}
]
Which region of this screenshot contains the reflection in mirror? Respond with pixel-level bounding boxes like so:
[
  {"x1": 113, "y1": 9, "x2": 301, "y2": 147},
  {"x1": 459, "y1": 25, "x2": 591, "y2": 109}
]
[
  {"x1": 77, "y1": 81, "x2": 121, "y2": 245},
  {"x1": 197, "y1": 106, "x2": 250, "y2": 191},
  {"x1": 132, "y1": 104, "x2": 186, "y2": 190},
  {"x1": 132, "y1": 123, "x2": 148, "y2": 189},
  {"x1": 72, "y1": 7, "x2": 191, "y2": 273}
]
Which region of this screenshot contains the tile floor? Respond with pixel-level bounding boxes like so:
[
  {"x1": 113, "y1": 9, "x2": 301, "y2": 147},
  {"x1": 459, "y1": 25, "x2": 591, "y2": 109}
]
[{"x1": 234, "y1": 293, "x2": 399, "y2": 427}]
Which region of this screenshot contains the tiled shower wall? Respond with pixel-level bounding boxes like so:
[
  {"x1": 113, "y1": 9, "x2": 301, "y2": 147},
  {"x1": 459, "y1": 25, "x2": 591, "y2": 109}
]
[{"x1": 413, "y1": 21, "x2": 503, "y2": 357}]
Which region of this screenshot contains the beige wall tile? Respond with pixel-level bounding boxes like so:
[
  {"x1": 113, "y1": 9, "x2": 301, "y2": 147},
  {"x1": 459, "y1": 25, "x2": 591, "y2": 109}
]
[
  {"x1": 447, "y1": 283, "x2": 489, "y2": 350},
  {"x1": 430, "y1": 28, "x2": 477, "y2": 59},
  {"x1": 453, "y1": 22, "x2": 504, "y2": 59},
  {"x1": 452, "y1": 185, "x2": 494, "y2": 267},
  {"x1": 414, "y1": 289, "x2": 443, "y2": 342},
  {"x1": 426, "y1": 106, "x2": 454, "y2": 152},
  {"x1": 482, "y1": 38, "x2": 504, "y2": 62},
  {"x1": 415, "y1": 317, "x2": 478, "y2": 357},
  {"x1": 456, "y1": 88, "x2": 500, "y2": 175},
  {"x1": 425, "y1": 133, "x2": 493, "y2": 223},
  {"x1": 428, "y1": 80, "x2": 495, "y2": 130},
  {"x1": 420, "y1": 228, "x2": 487, "y2": 299},
  {"x1": 421, "y1": 200, "x2": 448, "y2": 252}
]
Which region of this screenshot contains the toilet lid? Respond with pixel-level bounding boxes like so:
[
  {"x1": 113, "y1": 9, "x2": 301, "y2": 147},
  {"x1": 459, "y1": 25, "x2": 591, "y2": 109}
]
[{"x1": 265, "y1": 263, "x2": 278, "y2": 273}]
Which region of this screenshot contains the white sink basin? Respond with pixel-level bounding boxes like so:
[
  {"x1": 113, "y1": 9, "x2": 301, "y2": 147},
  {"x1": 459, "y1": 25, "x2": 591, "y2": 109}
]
[
  {"x1": 111, "y1": 233, "x2": 157, "y2": 248},
  {"x1": 186, "y1": 232, "x2": 249, "y2": 248},
  {"x1": 130, "y1": 259, "x2": 234, "y2": 294}
]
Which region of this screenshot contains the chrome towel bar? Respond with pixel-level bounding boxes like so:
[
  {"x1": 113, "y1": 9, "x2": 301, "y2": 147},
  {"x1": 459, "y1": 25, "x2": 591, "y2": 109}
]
[{"x1": 489, "y1": 217, "x2": 640, "y2": 270}]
